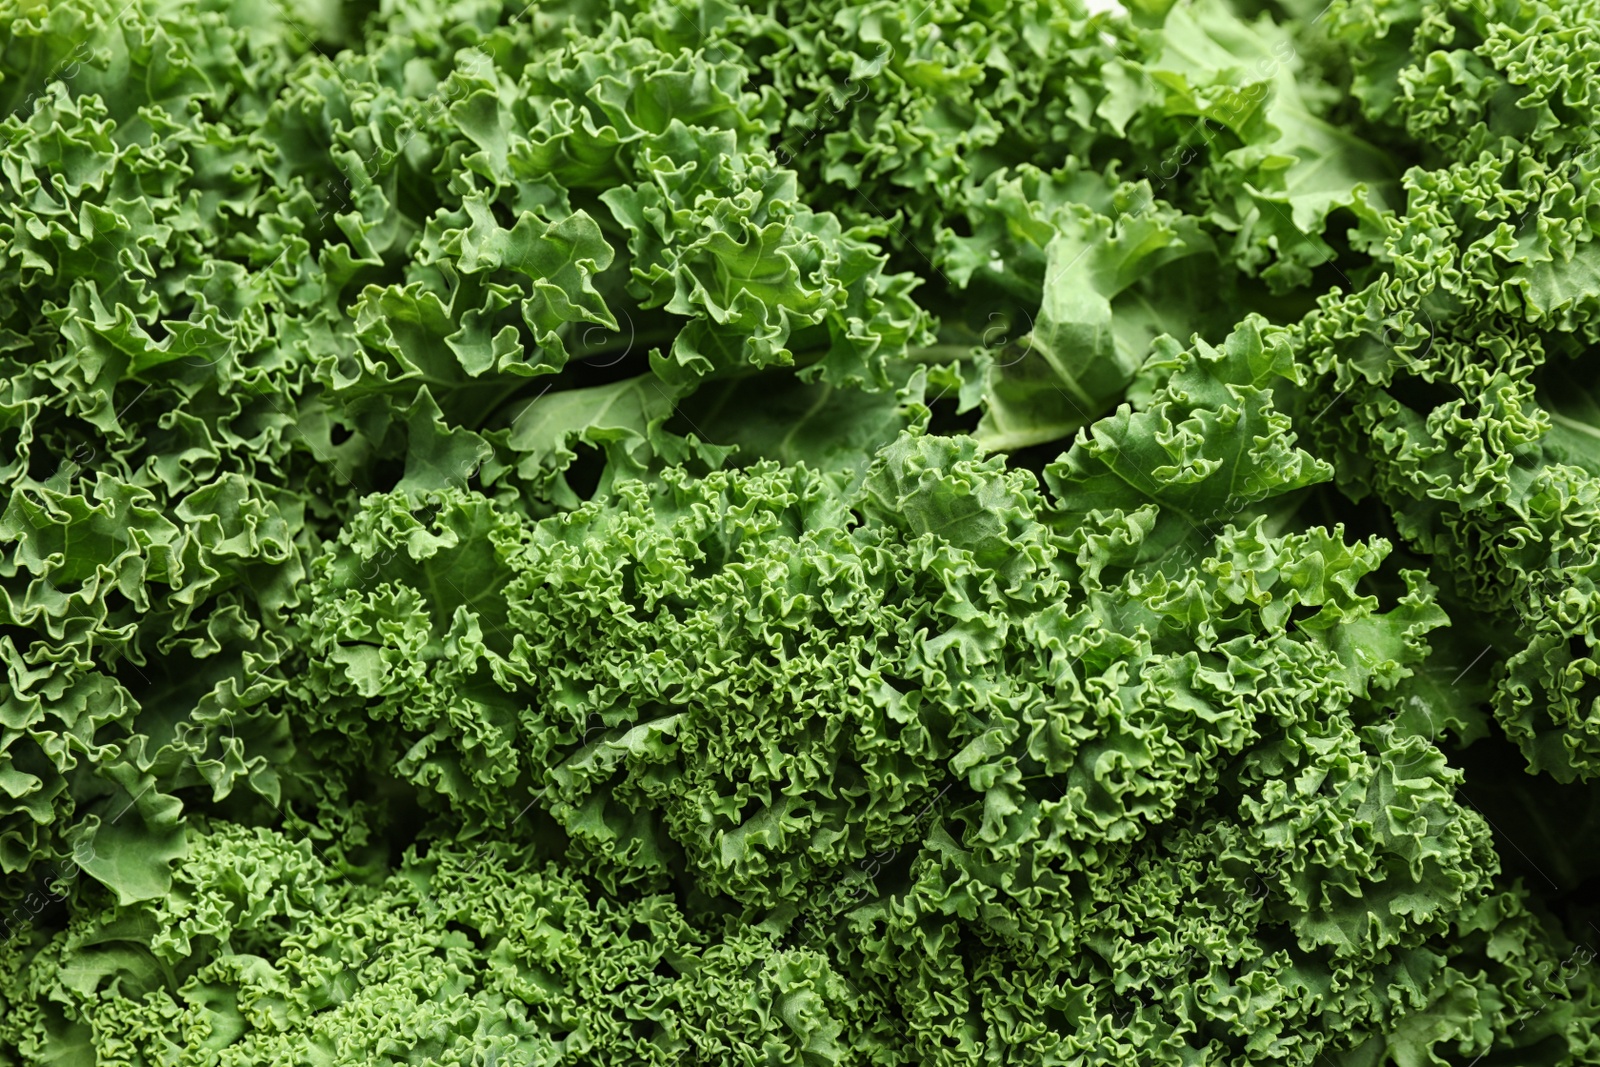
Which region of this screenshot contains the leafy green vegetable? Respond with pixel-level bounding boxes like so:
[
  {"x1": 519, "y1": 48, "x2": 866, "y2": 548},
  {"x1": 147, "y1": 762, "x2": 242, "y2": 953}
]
[
  {"x1": 1282, "y1": 0, "x2": 1600, "y2": 782},
  {"x1": 4, "y1": 0, "x2": 1600, "y2": 1064}
]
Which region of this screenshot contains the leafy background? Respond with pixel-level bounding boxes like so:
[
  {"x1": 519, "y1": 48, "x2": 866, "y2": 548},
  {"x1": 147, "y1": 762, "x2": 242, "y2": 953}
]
[{"x1": 3, "y1": 0, "x2": 1600, "y2": 1063}]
